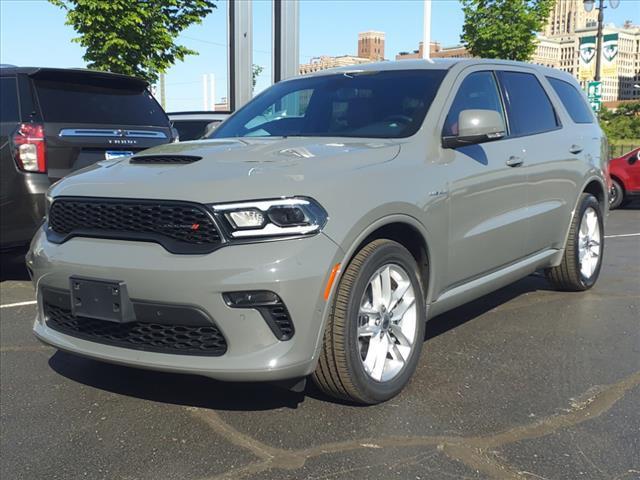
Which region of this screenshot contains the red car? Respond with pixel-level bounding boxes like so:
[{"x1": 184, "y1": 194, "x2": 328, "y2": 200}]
[{"x1": 609, "y1": 147, "x2": 640, "y2": 209}]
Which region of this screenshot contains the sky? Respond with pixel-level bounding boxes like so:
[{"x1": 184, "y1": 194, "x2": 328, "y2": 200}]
[{"x1": 1, "y1": 0, "x2": 638, "y2": 112}]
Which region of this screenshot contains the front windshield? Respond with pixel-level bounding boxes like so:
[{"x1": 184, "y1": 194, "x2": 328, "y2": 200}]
[{"x1": 211, "y1": 69, "x2": 447, "y2": 139}]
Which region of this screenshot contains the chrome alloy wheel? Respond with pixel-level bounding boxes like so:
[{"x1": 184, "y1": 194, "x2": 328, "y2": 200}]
[
  {"x1": 357, "y1": 264, "x2": 417, "y2": 382},
  {"x1": 578, "y1": 207, "x2": 601, "y2": 279}
]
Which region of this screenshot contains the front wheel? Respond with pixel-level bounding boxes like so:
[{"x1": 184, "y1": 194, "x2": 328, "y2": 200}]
[
  {"x1": 312, "y1": 239, "x2": 426, "y2": 404},
  {"x1": 545, "y1": 193, "x2": 604, "y2": 291}
]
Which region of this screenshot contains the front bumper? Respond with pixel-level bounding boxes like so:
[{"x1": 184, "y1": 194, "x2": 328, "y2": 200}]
[{"x1": 28, "y1": 227, "x2": 343, "y2": 381}]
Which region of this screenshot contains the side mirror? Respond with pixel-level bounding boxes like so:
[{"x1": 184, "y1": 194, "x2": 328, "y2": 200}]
[
  {"x1": 628, "y1": 150, "x2": 639, "y2": 165},
  {"x1": 443, "y1": 109, "x2": 506, "y2": 149}
]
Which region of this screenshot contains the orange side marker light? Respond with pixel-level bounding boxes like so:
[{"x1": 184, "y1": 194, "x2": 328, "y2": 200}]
[{"x1": 324, "y1": 263, "x2": 341, "y2": 301}]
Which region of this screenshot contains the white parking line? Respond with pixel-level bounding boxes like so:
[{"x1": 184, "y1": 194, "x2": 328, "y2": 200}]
[
  {"x1": 0, "y1": 300, "x2": 37, "y2": 309},
  {"x1": 605, "y1": 233, "x2": 640, "y2": 239}
]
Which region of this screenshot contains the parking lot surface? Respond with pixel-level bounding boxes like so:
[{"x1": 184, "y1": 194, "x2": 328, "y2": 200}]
[{"x1": 1, "y1": 207, "x2": 639, "y2": 480}]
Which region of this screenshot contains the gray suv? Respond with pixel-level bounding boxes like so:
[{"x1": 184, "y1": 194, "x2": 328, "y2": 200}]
[{"x1": 28, "y1": 59, "x2": 608, "y2": 404}]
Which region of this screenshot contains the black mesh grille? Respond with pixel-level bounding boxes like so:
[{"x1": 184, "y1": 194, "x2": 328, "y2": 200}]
[
  {"x1": 48, "y1": 198, "x2": 222, "y2": 253},
  {"x1": 45, "y1": 303, "x2": 227, "y2": 356},
  {"x1": 130, "y1": 155, "x2": 201, "y2": 164}
]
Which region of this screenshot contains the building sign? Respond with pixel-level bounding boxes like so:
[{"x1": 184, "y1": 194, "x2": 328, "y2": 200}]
[
  {"x1": 579, "y1": 33, "x2": 619, "y2": 80},
  {"x1": 587, "y1": 81, "x2": 602, "y2": 112}
]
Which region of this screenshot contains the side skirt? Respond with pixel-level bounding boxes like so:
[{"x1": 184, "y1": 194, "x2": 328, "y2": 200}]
[{"x1": 428, "y1": 249, "x2": 559, "y2": 319}]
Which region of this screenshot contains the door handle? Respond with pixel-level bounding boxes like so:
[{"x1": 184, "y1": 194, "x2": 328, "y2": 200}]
[
  {"x1": 506, "y1": 156, "x2": 524, "y2": 167},
  {"x1": 569, "y1": 144, "x2": 583, "y2": 154}
]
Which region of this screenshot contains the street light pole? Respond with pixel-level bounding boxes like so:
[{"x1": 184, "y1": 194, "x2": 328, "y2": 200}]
[{"x1": 594, "y1": 0, "x2": 605, "y2": 81}]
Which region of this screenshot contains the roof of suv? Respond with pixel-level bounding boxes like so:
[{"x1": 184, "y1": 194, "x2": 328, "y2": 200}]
[
  {"x1": 0, "y1": 66, "x2": 148, "y2": 88},
  {"x1": 300, "y1": 58, "x2": 573, "y2": 82}
]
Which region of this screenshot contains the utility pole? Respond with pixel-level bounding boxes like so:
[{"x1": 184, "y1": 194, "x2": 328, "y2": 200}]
[
  {"x1": 422, "y1": 0, "x2": 432, "y2": 60},
  {"x1": 202, "y1": 74, "x2": 209, "y2": 110},
  {"x1": 159, "y1": 73, "x2": 166, "y2": 109},
  {"x1": 594, "y1": 0, "x2": 605, "y2": 81},
  {"x1": 583, "y1": 0, "x2": 620, "y2": 81}
]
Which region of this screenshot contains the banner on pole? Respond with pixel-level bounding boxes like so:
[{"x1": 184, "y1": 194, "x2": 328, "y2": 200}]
[
  {"x1": 579, "y1": 36, "x2": 596, "y2": 81},
  {"x1": 601, "y1": 33, "x2": 618, "y2": 78},
  {"x1": 579, "y1": 33, "x2": 619, "y2": 81}
]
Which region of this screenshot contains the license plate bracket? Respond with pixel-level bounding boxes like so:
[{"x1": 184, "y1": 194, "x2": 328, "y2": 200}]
[{"x1": 70, "y1": 276, "x2": 136, "y2": 323}]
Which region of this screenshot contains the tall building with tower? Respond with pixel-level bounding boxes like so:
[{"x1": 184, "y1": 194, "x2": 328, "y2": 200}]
[
  {"x1": 299, "y1": 31, "x2": 386, "y2": 74},
  {"x1": 544, "y1": 0, "x2": 598, "y2": 36},
  {"x1": 358, "y1": 31, "x2": 385, "y2": 61}
]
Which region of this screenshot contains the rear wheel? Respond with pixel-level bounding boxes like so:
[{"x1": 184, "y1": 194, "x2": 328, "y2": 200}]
[
  {"x1": 312, "y1": 239, "x2": 426, "y2": 404},
  {"x1": 609, "y1": 179, "x2": 624, "y2": 210},
  {"x1": 545, "y1": 193, "x2": 604, "y2": 291}
]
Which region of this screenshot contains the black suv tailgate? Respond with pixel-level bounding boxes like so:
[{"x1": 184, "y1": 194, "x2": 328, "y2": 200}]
[{"x1": 30, "y1": 70, "x2": 172, "y2": 181}]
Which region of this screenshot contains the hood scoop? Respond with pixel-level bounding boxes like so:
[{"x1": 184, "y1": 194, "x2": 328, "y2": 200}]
[{"x1": 130, "y1": 155, "x2": 202, "y2": 165}]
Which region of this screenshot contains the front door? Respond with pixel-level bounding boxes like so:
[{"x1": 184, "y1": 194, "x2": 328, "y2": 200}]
[{"x1": 441, "y1": 70, "x2": 529, "y2": 288}]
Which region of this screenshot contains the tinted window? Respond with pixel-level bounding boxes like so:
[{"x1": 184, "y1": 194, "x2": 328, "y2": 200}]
[
  {"x1": 497, "y1": 71, "x2": 558, "y2": 136},
  {"x1": 212, "y1": 70, "x2": 447, "y2": 139},
  {"x1": 0, "y1": 77, "x2": 19, "y2": 122},
  {"x1": 173, "y1": 120, "x2": 221, "y2": 141},
  {"x1": 34, "y1": 79, "x2": 168, "y2": 126},
  {"x1": 443, "y1": 71, "x2": 505, "y2": 136},
  {"x1": 546, "y1": 77, "x2": 594, "y2": 124}
]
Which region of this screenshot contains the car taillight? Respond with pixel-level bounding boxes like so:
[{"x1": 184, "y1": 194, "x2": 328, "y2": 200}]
[{"x1": 13, "y1": 123, "x2": 47, "y2": 173}]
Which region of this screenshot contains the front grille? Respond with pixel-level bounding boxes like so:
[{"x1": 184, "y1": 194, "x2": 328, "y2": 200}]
[
  {"x1": 45, "y1": 303, "x2": 227, "y2": 356},
  {"x1": 130, "y1": 155, "x2": 201, "y2": 164},
  {"x1": 48, "y1": 197, "x2": 222, "y2": 254}
]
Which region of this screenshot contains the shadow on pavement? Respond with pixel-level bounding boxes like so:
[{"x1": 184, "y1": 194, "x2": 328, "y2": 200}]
[
  {"x1": 1, "y1": 247, "x2": 30, "y2": 282},
  {"x1": 48, "y1": 272, "x2": 554, "y2": 410},
  {"x1": 617, "y1": 199, "x2": 640, "y2": 210}
]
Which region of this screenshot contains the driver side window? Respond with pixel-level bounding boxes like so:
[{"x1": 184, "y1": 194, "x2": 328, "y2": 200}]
[
  {"x1": 244, "y1": 89, "x2": 313, "y2": 130},
  {"x1": 443, "y1": 71, "x2": 505, "y2": 137}
]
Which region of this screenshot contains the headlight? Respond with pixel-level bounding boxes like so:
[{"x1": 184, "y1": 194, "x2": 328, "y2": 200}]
[{"x1": 210, "y1": 197, "x2": 328, "y2": 238}]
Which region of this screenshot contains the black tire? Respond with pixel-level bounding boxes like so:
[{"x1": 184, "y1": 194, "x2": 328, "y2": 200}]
[
  {"x1": 609, "y1": 179, "x2": 624, "y2": 210},
  {"x1": 545, "y1": 193, "x2": 604, "y2": 291},
  {"x1": 312, "y1": 239, "x2": 426, "y2": 404}
]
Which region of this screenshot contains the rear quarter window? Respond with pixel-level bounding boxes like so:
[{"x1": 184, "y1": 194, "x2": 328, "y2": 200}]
[
  {"x1": 34, "y1": 79, "x2": 169, "y2": 127},
  {"x1": 497, "y1": 71, "x2": 559, "y2": 137},
  {"x1": 0, "y1": 77, "x2": 19, "y2": 122},
  {"x1": 546, "y1": 77, "x2": 594, "y2": 124}
]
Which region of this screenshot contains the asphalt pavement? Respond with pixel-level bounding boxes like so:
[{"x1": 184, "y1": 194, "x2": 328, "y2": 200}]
[{"x1": 1, "y1": 206, "x2": 639, "y2": 480}]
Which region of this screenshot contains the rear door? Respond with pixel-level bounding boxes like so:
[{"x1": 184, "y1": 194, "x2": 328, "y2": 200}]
[
  {"x1": 496, "y1": 70, "x2": 580, "y2": 254},
  {"x1": 30, "y1": 71, "x2": 172, "y2": 181}
]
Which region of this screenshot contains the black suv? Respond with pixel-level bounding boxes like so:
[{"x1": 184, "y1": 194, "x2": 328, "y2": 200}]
[{"x1": 0, "y1": 67, "x2": 173, "y2": 249}]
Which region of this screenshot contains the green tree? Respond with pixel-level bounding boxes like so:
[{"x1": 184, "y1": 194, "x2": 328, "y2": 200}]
[
  {"x1": 50, "y1": 0, "x2": 216, "y2": 83},
  {"x1": 461, "y1": 0, "x2": 555, "y2": 61},
  {"x1": 252, "y1": 64, "x2": 264, "y2": 91},
  {"x1": 599, "y1": 102, "x2": 640, "y2": 140}
]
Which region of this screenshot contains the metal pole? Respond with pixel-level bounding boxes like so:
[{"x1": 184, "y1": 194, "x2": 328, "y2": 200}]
[
  {"x1": 209, "y1": 74, "x2": 216, "y2": 111},
  {"x1": 273, "y1": 0, "x2": 300, "y2": 83},
  {"x1": 422, "y1": 0, "x2": 432, "y2": 60},
  {"x1": 228, "y1": 0, "x2": 253, "y2": 112},
  {"x1": 202, "y1": 74, "x2": 208, "y2": 110},
  {"x1": 159, "y1": 73, "x2": 166, "y2": 109},
  {"x1": 594, "y1": 0, "x2": 605, "y2": 81}
]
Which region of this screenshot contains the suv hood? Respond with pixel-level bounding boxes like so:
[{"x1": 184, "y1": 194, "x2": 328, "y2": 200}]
[{"x1": 50, "y1": 137, "x2": 401, "y2": 204}]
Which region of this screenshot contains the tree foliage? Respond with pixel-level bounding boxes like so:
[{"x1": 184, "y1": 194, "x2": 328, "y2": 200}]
[
  {"x1": 599, "y1": 102, "x2": 640, "y2": 140},
  {"x1": 50, "y1": 0, "x2": 216, "y2": 83},
  {"x1": 252, "y1": 64, "x2": 264, "y2": 91},
  {"x1": 461, "y1": 0, "x2": 555, "y2": 61}
]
